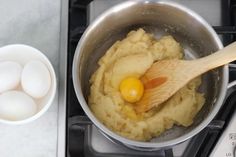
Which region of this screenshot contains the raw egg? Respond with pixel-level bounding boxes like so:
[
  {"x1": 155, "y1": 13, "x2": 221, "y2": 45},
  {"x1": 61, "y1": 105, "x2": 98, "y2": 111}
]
[
  {"x1": 0, "y1": 91, "x2": 37, "y2": 120},
  {"x1": 119, "y1": 77, "x2": 144, "y2": 103},
  {"x1": 0, "y1": 61, "x2": 22, "y2": 93},
  {"x1": 21, "y1": 60, "x2": 51, "y2": 98}
]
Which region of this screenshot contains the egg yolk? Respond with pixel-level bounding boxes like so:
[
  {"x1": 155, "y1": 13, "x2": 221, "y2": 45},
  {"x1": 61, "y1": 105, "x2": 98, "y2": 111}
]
[{"x1": 119, "y1": 77, "x2": 144, "y2": 103}]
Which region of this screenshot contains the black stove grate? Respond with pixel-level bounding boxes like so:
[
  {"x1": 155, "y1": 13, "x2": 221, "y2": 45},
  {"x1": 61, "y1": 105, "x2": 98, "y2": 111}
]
[{"x1": 67, "y1": 0, "x2": 236, "y2": 157}]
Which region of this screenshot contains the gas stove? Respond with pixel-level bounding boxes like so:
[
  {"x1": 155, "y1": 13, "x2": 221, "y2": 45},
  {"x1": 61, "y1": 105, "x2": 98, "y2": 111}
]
[{"x1": 66, "y1": 0, "x2": 236, "y2": 157}]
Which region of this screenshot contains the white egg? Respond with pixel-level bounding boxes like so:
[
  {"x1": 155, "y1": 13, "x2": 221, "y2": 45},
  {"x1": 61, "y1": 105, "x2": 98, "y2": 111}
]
[
  {"x1": 0, "y1": 91, "x2": 37, "y2": 121},
  {"x1": 0, "y1": 61, "x2": 22, "y2": 93},
  {"x1": 21, "y1": 60, "x2": 51, "y2": 98}
]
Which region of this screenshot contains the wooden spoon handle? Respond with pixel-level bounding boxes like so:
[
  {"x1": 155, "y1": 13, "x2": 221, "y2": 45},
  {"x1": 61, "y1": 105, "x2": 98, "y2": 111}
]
[{"x1": 196, "y1": 42, "x2": 236, "y2": 70}]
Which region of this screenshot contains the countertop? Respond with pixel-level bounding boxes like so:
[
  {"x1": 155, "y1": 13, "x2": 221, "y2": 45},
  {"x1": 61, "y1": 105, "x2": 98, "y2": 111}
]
[{"x1": 0, "y1": 0, "x2": 61, "y2": 156}]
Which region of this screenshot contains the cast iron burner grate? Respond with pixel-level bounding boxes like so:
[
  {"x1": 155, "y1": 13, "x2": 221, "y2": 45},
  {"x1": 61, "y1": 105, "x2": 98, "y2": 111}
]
[{"x1": 67, "y1": 0, "x2": 236, "y2": 157}]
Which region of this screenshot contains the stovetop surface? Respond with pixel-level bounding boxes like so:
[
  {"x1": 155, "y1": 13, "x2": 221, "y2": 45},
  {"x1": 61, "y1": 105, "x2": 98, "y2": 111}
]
[{"x1": 67, "y1": 0, "x2": 236, "y2": 157}]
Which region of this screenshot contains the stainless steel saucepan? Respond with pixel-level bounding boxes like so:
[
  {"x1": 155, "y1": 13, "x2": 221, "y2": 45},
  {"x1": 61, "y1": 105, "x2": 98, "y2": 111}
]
[{"x1": 72, "y1": 0, "x2": 234, "y2": 150}]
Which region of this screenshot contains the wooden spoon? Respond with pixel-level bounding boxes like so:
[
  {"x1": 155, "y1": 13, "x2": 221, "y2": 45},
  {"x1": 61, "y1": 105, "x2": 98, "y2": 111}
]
[{"x1": 135, "y1": 42, "x2": 236, "y2": 113}]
